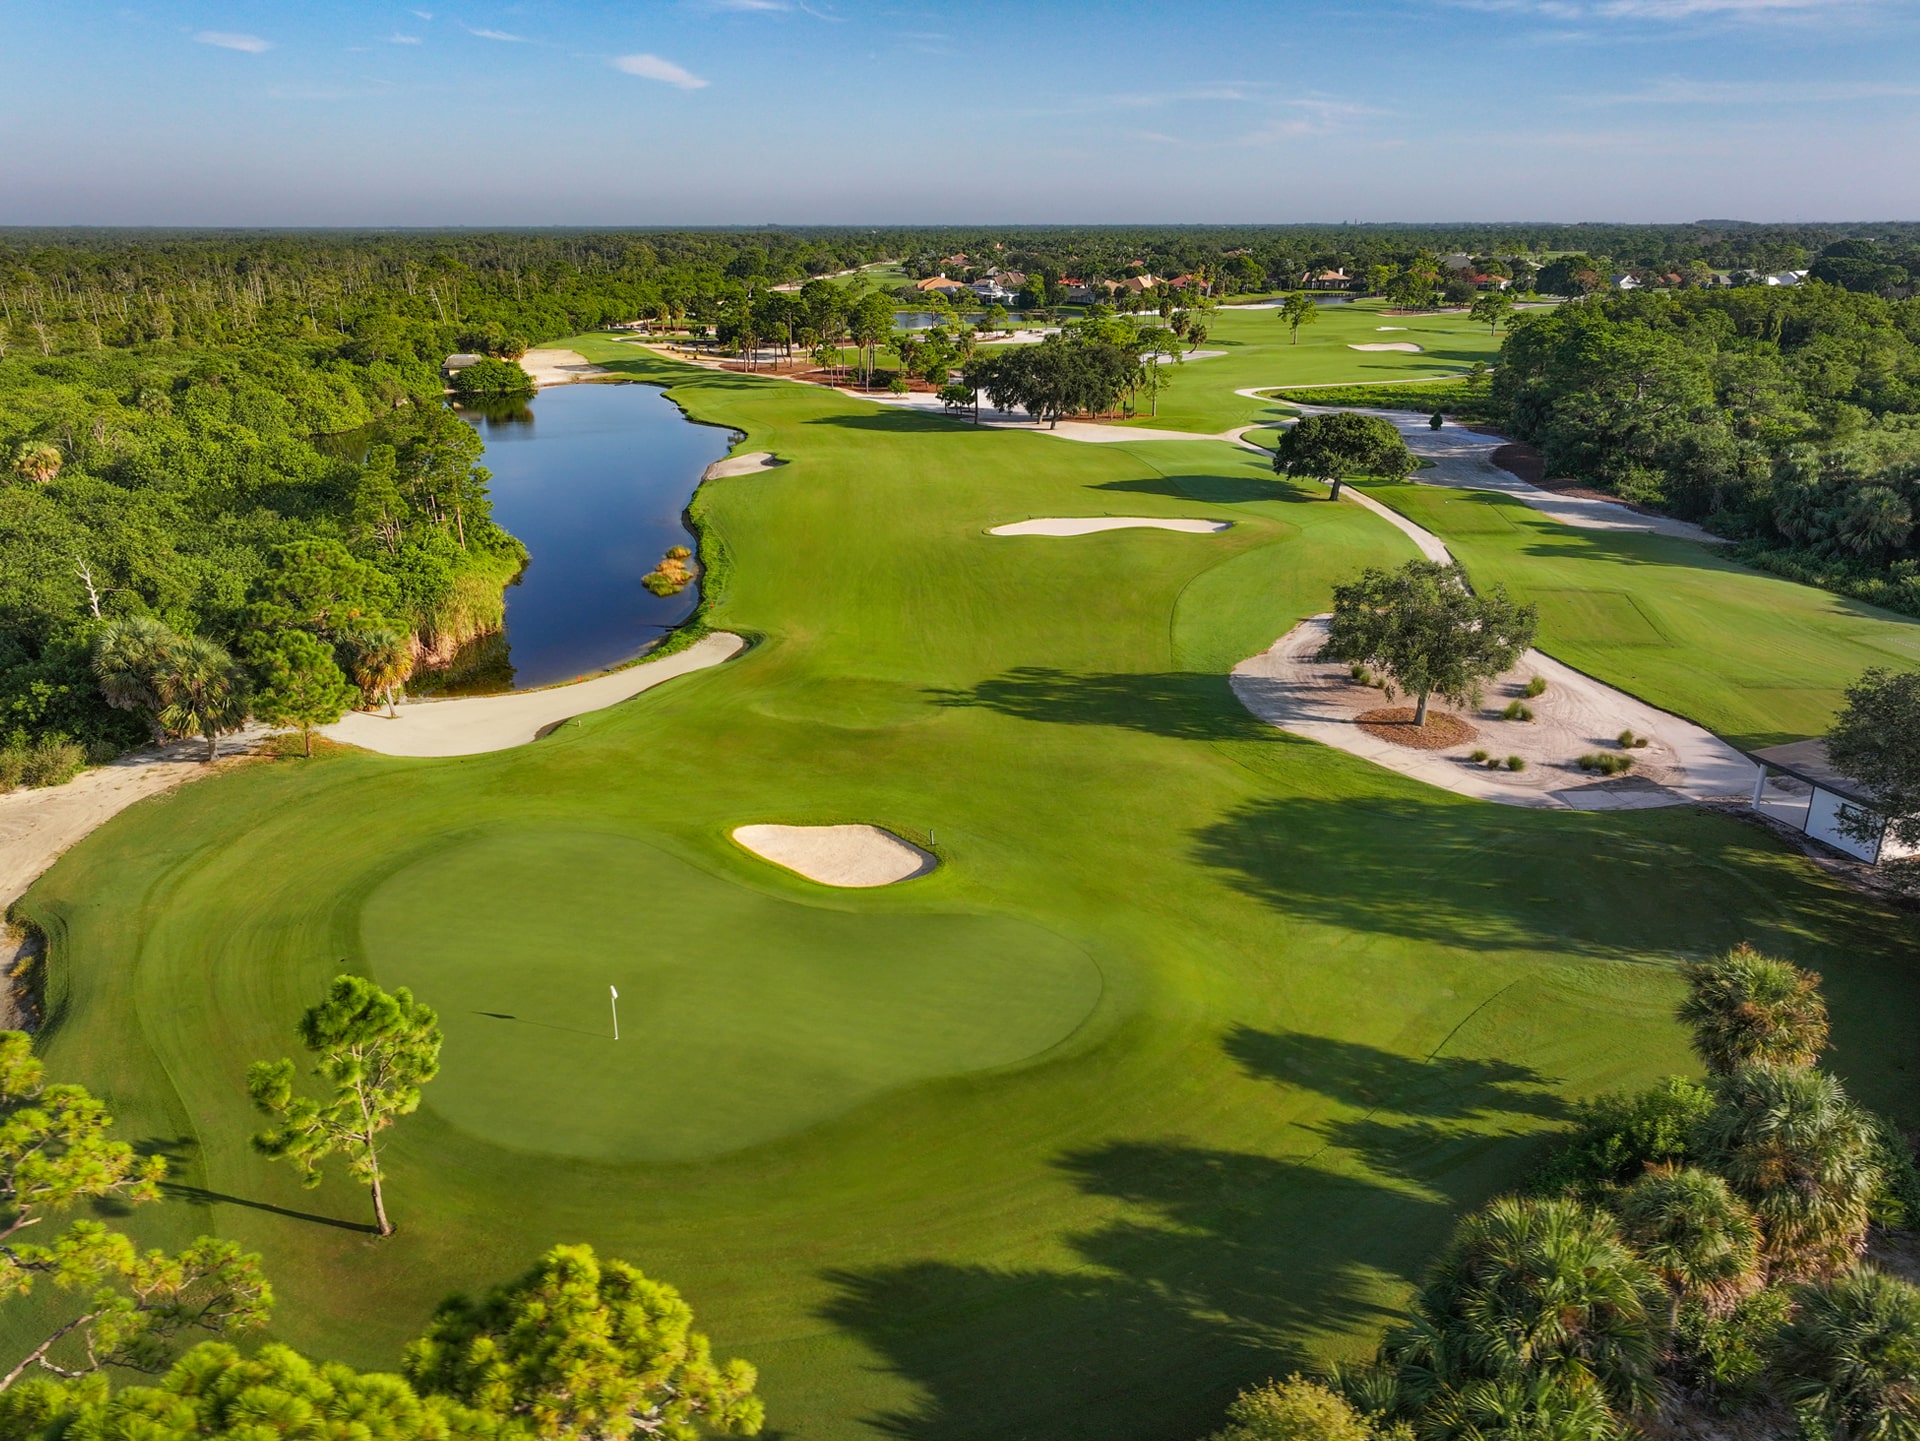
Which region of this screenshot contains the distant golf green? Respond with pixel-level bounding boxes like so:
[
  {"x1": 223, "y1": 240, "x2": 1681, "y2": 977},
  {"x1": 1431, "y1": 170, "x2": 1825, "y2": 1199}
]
[
  {"x1": 18, "y1": 335, "x2": 1920, "y2": 1441},
  {"x1": 365, "y1": 828, "x2": 1101, "y2": 1161}
]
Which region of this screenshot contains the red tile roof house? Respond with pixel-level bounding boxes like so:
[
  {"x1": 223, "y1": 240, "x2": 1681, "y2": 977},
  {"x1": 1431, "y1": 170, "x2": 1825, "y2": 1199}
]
[
  {"x1": 1301, "y1": 269, "x2": 1356, "y2": 291},
  {"x1": 915, "y1": 276, "x2": 971, "y2": 294}
]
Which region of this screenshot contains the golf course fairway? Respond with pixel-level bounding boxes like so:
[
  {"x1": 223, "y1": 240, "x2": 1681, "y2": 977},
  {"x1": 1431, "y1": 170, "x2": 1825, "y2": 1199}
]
[{"x1": 15, "y1": 334, "x2": 1920, "y2": 1441}]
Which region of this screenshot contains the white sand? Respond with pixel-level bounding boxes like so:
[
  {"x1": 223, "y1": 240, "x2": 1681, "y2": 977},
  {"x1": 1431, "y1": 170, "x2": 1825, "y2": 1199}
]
[
  {"x1": 990, "y1": 517, "x2": 1230, "y2": 536},
  {"x1": 320, "y1": 632, "x2": 744, "y2": 758},
  {"x1": 1232, "y1": 617, "x2": 1758, "y2": 811},
  {"x1": 0, "y1": 732, "x2": 262, "y2": 912},
  {"x1": 518, "y1": 349, "x2": 611, "y2": 387},
  {"x1": 732, "y1": 824, "x2": 936, "y2": 887},
  {"x1": 1376, "y1": 326, "x2": 1409, "y2": 331},
  {"x1": 1348, "y1": 342, "x2": 1424, "y2": 352},
  {"x1": 704, "y1": 451, "x2": 785, "y2": 479}
]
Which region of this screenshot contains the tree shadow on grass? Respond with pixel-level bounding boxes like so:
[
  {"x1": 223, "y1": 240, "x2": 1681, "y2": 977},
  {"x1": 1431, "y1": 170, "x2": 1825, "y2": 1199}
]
[
  {"x1": 163, "y1": 1183, "x2": 380, "y2": 1235},
  {"x1": 817, "y1": 1034, "x2": 1567, "y2": 1441},
  {"x1": 1189, "y1": 794, "x2": 1741, "y2": 960},
  {"x1": 926, "y1": 669, "x2": 1274, "y2": 743},
  {"x1": 1093, "y1": 472, "x2": 1279, "y2": 505}
]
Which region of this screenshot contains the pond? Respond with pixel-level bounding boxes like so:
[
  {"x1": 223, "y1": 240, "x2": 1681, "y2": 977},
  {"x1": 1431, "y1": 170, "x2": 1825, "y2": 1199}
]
[{"x1": 415, "y1": 383, "x2": 731, "y2": 695}]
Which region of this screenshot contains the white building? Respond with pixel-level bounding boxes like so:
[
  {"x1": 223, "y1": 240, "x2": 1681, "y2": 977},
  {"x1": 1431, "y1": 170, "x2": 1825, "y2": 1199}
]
[{"x1": 1749, "y1": 738, "x2": 1916, "y2": 865}]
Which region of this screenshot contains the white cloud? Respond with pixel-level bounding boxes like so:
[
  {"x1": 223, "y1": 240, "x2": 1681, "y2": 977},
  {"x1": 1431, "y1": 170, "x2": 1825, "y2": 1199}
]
[
  {"x1": 388, "y1": 33, "x2": 423, "y2": 44},
  {"x1": 195, "y1": 31, "x2": 272, "y2": 52},
  {"x1": 705, "y1": 0, "x2": 789, "y2": 10},
  {"x1": 612, "y1": 53, "x2": 710, "y2": 88},
  {"x1": 466, "y1": 27, "x2": 526, "y2": 42},
  {"x1": 1447, "y1": 0, "x2": 1859, "y2": 16}
]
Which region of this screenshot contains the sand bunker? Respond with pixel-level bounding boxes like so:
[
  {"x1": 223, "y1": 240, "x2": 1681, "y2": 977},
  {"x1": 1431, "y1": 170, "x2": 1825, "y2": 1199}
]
[
  {"x1": 1231, "y1": 616, "x2": 1758, "y2": 811},
  {"x1": 732, "y1": 824, "x2": 936, "y2": 887},
  {"x1": 1349, "y1": 342, "x2": 1424, "y2": 353},
  {"x1": 519, "y1": 349, "x2": 611, "y2": 386},
  {"x1": 1376, "y1": 326, "x2": 1409, "y2": 331},
  {"x1": 990, "y1": 517, "x2": 1230, "y2": 537},
  {"x1": 705, "y1": 451, "x2": 786, "y2": 479}
]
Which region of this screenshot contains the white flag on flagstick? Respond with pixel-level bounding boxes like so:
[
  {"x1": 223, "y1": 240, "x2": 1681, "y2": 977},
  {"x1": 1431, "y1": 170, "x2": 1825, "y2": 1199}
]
[{"x1": 610, "y1": 985, "x2": 619, "y2": 998}]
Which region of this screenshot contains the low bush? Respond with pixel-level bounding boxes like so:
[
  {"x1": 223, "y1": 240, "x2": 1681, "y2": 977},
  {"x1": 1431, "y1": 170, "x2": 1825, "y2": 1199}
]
[
  {"x1": 1469, "y1": 748, "x2": 1490, "y2": 763},
  {"x1": 1502, "y1": 701, "x2": 1534, "y2": 722},
  {"x1": 0, "y1": 737, "x2": 87, "y2": 791},
  {"x1": 1529, "y1": 1076, "x2": 1714, "y2": 1198},
  {"x1": 1523, "y1": 676, "x2": 1547, "y2": 698},
  {"x1": 1671, "y1": 1289, "x2": 1793, "y2": 1410},
  {"x1": 1617, "y1": 729, "x2": 1649, "y2": 749},
  {"x1": 1579, "y1": 752, "x2": 1635, "y2": 776},
  {"x1": 1350, "y1": 662, "x2": 1373, "y2": 684},
  {"x1": 1506, "y1": 755, "x2": 1526, "y2": 771}
]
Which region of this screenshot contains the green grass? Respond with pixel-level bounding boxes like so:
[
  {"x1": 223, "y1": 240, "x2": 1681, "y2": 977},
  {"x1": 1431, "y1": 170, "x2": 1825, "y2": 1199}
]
[
  {"x1": 1358, "y1": 484, "x2": 1920, "y2": 747},
  {"x1": 1121, "y1": 300, "x2": 1502, "y2": 434},
  {"x1": 17, "y1": 343, "x2": 1920, "y2": 1441}
]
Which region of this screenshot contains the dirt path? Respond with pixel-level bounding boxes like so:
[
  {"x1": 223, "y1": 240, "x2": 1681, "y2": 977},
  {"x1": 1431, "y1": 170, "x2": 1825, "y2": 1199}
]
[
  {"x1": 320, "y1": 632, "x2": 745, "y2": 758},
  {"x1": 0, "y1": 734, "x2": 259, "y2": 913}
]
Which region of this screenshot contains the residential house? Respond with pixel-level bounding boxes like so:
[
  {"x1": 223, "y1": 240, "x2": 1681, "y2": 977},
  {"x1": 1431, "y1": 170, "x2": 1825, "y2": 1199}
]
[
  {"x1": 916, "y1": 276, "x2": 971, "y2": 295},
  {"x1": 1300, "y1": 269, "x2": 1355, "y2": 291}
]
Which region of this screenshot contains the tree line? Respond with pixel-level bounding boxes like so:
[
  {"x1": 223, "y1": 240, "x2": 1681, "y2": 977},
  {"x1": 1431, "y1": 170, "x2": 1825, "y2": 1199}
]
[{"x1": 1488, "y1": 282, "x2": 1920, "y2": 616}]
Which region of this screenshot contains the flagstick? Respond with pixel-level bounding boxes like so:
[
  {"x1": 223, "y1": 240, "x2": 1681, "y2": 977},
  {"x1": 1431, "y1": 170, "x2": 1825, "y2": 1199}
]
[{"x1": 610, "y1": 985, "x2": 620, "y2": 1042}]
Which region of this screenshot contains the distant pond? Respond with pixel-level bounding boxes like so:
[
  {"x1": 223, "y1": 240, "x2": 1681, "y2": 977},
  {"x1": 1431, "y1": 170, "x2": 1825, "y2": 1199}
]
[{"x1": 416, "y1": 383, "x2": 731, "y2": 696}]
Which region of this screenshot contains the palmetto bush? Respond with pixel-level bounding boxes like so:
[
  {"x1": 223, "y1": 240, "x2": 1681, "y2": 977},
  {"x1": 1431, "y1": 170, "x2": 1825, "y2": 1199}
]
[
  {"x1": 1695, "y1": 1065, "x2": 1882, "y2": 1282},
  {"x1": 1678, "y1": 943, "x2": 1829, "y2": 1076},
  {"x1": 1390, "y1": 1196, "x2": 1663, "y2": 1425}
]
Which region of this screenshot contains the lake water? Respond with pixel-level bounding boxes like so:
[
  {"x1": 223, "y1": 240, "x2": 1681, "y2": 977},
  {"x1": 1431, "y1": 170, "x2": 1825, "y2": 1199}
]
[{"x1": 417, "y1": 383, "x2": 731, "y2": 695}]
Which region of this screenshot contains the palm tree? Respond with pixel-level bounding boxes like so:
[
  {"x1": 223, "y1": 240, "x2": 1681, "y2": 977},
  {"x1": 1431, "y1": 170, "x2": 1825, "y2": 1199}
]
[
  {"x1": 346, "y1": 628, "x2": 413, "y2": 718},
  {"x1": 1615, "y1": 1167, "x2": 1762, "y2": 1322},
  {"x1": 1403, "y1": 1196, "x2": 1663, "y2": 1421},
  {"x1": 91, "y1": 615, "x2": 180, "y2": 742},
  {"x1": 1420, "y1": 1374, "x2": 1620, "y2": 1441},
  {"x1": 1696, "y1": 1065, "x2": 1881, "y2": 1281},
  {"x1": 1677, "y1": 943, "x2": 1829, "y2": 1075},
  {"x1": 1780, "y1": 1267, "x2": 1920, "y2": 1441},
  {"x1": 155, "y1": 636, "x2": 249, "y2": 762},
  {"x1": 10, "y1": 442, "x2": 62, "y2": 485}
]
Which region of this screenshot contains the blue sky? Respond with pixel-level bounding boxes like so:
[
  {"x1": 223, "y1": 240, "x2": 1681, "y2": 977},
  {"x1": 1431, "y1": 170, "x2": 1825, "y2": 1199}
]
[{"x1": 2, "y1": 0, "x2": 1917, "y2": 224}]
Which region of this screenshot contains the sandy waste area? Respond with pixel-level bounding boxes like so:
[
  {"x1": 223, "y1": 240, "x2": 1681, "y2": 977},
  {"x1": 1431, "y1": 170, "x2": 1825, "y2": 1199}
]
[
  {"x1": 1348, "y1": 342, "x2": 1424, "y2": 352},
  {"x1": 732, "y1": 824, "x2": 936, "y2": 887},
  {"x1": 1232, "y1": 617, "x2": 1758, "y2": 811}
]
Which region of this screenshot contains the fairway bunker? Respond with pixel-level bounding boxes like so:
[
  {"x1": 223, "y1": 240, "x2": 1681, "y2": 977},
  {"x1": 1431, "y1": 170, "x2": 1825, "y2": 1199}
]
[
  {"x1": 989, "y1": 517, "x2": 1231, "y2": 537},
  {"x1": 732, "y1": 823, "x2": 935, "y2": 887},
  {"x1": 1349, "y1": 342, "x2": 1424, "y2": 352}
]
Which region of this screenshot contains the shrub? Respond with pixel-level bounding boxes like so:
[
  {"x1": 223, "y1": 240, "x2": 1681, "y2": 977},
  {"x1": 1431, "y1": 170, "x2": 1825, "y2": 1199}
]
[
  {"x1": 1868, "y1": 1116, "x2": 1920, "y2": 1229},
  {"x1": 1671, "y1": 1288, "x2": 1793, "y2": 1410},
  {"x1": 0, "y1": 749, "x2": 25, "y2": 791},
  {"x1": 85, "y1": 740, "x2": 120, "y2": 765},
  {"x1": 1210, "y1": 1374, "x2": 1380, "y2": 1441},
  {"x1": 1503, "y1": 701, "x2": 1534, "y2": 722},
  {"x1": 1350, "y1": 662, "x2": 1372, "y2": 684},
  {"x1": 666, "y1": 546, "x2": 692, "y2": 561},
  {"x1": 1507, "y1": 755, "x2": 1526, "y2": 771},
  {"x1": 1529, "y1": 1076, "x2": 1715, "y2": 1197},
  {"x1": 887, "y1": 376, "x2": 911, "y2": 395},
  {"x1": 449, "y1": 356, "x2": 533, "y2": 397},
  {"x1": 1524, "y1": 676, "x2": 1547, "y2": 698},
  {"x1": 1470, "y1": 749, "x2": 1490, "y2": 763},
  {"x1": 1578, "y1": 753, "x2": 1634, "y2": 776},
  {"x1": 21, "y1": 737, "x2": 85, "y2": 788},
  {"x1": 1617, "y1": 729, "x2": 1649, "y2": 749}
]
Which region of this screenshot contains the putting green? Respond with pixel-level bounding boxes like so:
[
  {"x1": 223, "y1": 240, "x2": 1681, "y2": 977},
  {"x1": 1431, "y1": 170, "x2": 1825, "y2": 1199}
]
[{"x1": 362, "y1": 829, "x2": 1103, "y2": 1161}]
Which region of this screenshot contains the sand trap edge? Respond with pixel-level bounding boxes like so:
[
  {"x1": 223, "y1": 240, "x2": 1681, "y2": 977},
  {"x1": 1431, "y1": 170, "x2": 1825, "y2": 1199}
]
[
  {"x1": 989, "y1": 517, "x2": 1231, "y2": 537},
  {"x1": 1348, "y1": 342, "x2": 1424, "y2": 353},
  {"x1": 731, "y1": 823, "x2": 937, "y2": 888}
]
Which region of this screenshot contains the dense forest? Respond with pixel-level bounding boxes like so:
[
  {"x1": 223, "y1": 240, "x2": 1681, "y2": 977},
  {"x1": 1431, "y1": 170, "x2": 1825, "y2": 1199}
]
[
  {"x1": 6, "y1": 224, "x2": 1920, "y2": 766},
  {"x1": 1492, "y1": 284, "x2": 1920, "y2": 613}
]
